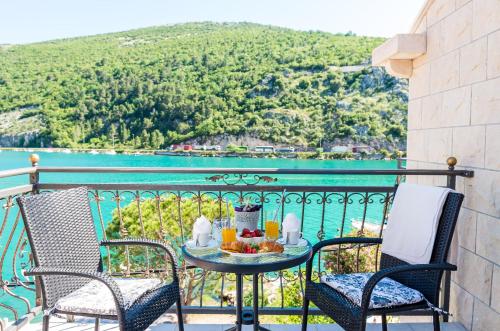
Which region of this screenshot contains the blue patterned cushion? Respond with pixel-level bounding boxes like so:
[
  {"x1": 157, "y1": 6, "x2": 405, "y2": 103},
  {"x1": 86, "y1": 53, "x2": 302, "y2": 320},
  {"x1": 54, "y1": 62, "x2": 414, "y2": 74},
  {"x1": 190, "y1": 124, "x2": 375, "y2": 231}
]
[{"x1": 321, "y1": 273, "x2": 425, "y2": 309}]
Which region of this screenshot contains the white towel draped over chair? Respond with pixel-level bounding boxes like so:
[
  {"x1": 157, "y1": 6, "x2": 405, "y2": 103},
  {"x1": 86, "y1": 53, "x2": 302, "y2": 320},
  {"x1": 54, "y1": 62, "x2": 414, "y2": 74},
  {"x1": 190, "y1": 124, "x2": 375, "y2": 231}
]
[{"x1": 381, "y1": 183, "x2": 452, "y2": 265}]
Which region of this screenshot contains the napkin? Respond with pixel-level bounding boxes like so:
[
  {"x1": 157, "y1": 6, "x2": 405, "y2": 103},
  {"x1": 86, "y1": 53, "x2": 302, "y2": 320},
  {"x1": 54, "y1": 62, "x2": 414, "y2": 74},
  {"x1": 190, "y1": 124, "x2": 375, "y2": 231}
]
[
  {"x1": 192, "y1": 215, "x2": 212, "y2": 240},
  {"x1": 282, "y1": 213, "x2": 300, "y2": 234}
]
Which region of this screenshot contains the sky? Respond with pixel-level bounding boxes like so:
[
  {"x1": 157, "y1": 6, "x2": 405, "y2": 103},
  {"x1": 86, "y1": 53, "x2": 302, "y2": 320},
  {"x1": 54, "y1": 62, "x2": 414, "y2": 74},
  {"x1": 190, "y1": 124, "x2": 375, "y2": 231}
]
[{"x1": 0, "y1": 0, "x2": 426, "y2": 44}]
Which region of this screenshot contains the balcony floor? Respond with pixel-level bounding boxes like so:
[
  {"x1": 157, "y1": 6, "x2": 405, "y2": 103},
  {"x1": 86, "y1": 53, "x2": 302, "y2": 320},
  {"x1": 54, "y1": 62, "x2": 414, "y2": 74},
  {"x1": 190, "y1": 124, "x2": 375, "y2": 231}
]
[{"x1": 24, "y1": 316, "x2": 467, "y2": 331}]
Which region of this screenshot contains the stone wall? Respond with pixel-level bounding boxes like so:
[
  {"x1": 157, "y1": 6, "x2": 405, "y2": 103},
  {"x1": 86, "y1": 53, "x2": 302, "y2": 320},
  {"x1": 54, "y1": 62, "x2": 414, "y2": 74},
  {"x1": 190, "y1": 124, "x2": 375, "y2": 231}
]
[{"x1": 406, "y1": 0, "x2": 500, "y2": 330}]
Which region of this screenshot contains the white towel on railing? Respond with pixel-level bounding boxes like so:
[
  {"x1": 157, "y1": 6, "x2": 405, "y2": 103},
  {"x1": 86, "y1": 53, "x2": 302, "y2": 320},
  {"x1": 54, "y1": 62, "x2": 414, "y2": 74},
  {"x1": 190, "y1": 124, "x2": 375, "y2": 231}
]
[{"x1": 381, "y1": 183, "x2": 451, "y2": 264}]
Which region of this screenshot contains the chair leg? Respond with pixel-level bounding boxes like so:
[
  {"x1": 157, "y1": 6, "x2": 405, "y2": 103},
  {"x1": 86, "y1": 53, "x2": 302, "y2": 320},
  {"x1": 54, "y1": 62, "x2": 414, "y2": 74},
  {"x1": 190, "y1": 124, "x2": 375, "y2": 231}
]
[
  {"x1": 176, "y1": 297, "x2": 184, "y2": 331},
  {"x1": 381, "y1": 314, "x2": 388, "y2": 331},
  {"x1": 94, "y1": 318, "x2": 99, "y2": 331},
  {"x1": 301, "y1": 298, "x2": 310, "y2": 331},
  {"x1": 433, "y1": 312, "x2": 441, "y2": 331},
  {"x1": 42, "y1": 315, "x2": 50, "y2": 331}
]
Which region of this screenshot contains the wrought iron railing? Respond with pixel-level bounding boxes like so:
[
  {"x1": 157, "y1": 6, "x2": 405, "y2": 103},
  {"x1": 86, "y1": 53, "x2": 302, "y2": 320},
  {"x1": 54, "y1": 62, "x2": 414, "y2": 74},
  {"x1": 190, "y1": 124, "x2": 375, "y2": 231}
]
[{"x1": 0, "y1": 156, "x2": 473, "y2": 329}]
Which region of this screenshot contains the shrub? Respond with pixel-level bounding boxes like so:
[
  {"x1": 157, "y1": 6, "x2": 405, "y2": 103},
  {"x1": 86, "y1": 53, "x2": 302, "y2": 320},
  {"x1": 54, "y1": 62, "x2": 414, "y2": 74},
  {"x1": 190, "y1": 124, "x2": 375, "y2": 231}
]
[{"x1": 105, "y1": 194, "x2": 233, "y2": 306}]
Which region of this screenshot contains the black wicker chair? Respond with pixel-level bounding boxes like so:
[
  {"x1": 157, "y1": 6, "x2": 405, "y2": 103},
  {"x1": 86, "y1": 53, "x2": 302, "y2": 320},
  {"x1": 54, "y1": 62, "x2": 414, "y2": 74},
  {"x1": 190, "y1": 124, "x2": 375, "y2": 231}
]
[
  {"x1": 17, "y1": 187, "x2": 184, "y2": 331},
  {"x1": 301, "y1": 191, "x2": 464, "y2": 331}
]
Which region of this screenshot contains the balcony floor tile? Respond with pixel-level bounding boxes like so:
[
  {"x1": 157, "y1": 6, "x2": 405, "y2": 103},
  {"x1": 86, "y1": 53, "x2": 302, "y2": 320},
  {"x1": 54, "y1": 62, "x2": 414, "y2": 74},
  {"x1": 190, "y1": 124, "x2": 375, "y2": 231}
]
[{"x1": 25, "y1": 316, "x2": 466, "y2": 331}]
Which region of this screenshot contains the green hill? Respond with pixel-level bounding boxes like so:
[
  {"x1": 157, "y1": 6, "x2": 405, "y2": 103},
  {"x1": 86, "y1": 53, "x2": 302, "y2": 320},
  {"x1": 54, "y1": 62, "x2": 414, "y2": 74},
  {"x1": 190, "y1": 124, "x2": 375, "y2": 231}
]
[{"x1": 0, "y1": 22, "x2": 407, "y2": 151}]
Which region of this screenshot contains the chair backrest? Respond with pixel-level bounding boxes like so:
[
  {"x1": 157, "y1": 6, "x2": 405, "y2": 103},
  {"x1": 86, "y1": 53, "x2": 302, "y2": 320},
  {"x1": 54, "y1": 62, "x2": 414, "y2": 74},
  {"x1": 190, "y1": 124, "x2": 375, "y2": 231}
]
[
  {"x1": 379, "y1": 191, "x2": 464, "y2": 304},
  {"x1": 17, "y1": 187, "x2": 102, "y2": 308}
]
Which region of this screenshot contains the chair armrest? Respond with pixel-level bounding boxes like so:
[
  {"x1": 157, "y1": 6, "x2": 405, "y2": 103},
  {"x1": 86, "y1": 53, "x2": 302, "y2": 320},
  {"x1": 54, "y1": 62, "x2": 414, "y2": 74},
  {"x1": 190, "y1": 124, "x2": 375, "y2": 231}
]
[
  {"x1": 312, "y1": 237, "x2": 383, "y2": 256},
  {"x1": 25, "y1": 266, "x2": 125, "y2": 314},
  {"x1": 100, "y1": 238, "x2": 179, "y2": 278},
  {"x1": 360, "y1": 263, "x2": 457, "y2": 313},
  {"x1": 306, "y1": 237, "x2": 383, "y2": 280}
]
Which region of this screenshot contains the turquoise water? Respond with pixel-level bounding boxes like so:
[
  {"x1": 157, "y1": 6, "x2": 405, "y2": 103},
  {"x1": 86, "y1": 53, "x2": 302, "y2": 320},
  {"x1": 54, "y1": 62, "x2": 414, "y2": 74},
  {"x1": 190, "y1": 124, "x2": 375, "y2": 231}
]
[
  {"x1": 0, "y1": 150, "x2": 397, "y2": 187},
  {"x1": 1, "y1": 150, "x2": 397, "y2": 241},
  {"x1": 0, "y1": 151, "x2": 398, "y2": 320}
]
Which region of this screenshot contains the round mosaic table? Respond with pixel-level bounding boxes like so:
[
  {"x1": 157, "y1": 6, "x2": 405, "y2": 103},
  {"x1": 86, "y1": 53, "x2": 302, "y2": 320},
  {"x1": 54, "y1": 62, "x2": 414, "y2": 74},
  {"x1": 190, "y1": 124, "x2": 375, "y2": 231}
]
[{"x1": 182, "y1": 241, "x2": 312, "y2": 331}]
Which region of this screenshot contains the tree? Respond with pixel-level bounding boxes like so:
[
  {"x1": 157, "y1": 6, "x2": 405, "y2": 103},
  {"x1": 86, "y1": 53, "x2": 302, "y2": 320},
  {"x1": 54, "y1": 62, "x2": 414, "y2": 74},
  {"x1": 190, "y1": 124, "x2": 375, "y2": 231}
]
[
  {"x1": 0, "y1": 23, "x2": 406, "y2": 151},
  {"x1": 119, "y1": 122, "x2": 130, "y2": 143},
  {"x1": 323, "y1": 229, "x2": 380, "y2": 274},
  {"x1": 274, "y1": 272, "x2": 333, "y2": 324},
  {"x1": 109, "y1": 124, "x2": 117, "y2": 148},
  {"x1": 150, "y1": 129, "x2": 165, "y2": 149},
  {"x1": 140, "y1": 129, "x2": 150, "y2": 148},
  {"x1": 105, "y1": 194, "x2": 233, "y2": 306}
]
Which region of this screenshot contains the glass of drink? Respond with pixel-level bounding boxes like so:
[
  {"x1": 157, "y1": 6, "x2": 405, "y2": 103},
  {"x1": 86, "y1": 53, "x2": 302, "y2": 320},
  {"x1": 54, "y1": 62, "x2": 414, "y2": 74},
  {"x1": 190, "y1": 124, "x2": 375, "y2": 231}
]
[
  {"x1": 212, "y1": 218, "x2": 228, "y2": 243},
  {"x1": 221, "y1": 219, "x2": 236, "y2": 243},
  {"x1": 265, "y1": 220, "x2": 279, "y2": 240}
]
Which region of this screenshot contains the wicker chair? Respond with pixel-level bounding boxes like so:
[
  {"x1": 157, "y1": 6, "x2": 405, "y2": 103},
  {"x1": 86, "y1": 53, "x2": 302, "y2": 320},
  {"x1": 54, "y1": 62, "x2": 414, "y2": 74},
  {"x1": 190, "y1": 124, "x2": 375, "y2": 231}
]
[
  {"x1": 17, "y1": 187, "x2": 184, "y2": 331},
  {"x1": 301, "y1": 191, "x2": 464, "y2": 331}
]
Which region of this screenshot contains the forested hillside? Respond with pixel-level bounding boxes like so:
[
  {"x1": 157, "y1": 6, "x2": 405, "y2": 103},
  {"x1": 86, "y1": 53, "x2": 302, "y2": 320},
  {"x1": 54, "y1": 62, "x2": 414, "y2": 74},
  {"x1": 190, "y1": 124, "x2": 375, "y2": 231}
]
[{"x1": 0, "y1": 22, "x2": 408, "y2": 150}]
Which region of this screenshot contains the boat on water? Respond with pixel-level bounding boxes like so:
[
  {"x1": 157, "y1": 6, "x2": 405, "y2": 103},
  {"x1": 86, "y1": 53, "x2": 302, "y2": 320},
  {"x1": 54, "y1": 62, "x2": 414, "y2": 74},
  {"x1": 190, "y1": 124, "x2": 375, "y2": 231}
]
[
  {"x1": 104, "y1": 150, "x2": 117, "y2": 155},
  {"x1": 351, "y1": 219, "x2": 385, "y2": 234},
  {"x1": 61, "y1": 149, "x2": 72, "y2": 154},
  {"x1": 88, "y1": 150, "x2": 99, "y2": 155}
]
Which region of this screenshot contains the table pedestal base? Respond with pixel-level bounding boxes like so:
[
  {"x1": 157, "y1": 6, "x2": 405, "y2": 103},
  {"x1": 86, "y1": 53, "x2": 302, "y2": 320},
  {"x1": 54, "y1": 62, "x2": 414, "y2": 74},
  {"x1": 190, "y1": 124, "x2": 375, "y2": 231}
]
[
  {"x1": 224, "y1": 274, "x2": 271, "y2": 331},
  {"x1": 225, "y1": 325, "x2": 270, "y2": 331},
  {"x1": 225, "y1": 323, "x2": 271, "y2": 331}
]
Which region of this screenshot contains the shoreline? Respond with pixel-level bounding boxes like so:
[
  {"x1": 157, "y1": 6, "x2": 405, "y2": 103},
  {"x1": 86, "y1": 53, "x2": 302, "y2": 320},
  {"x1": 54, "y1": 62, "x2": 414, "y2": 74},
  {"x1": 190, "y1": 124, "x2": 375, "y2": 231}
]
[{"x1": 0, "y1": 147, "x2": 403, "y2": 161}]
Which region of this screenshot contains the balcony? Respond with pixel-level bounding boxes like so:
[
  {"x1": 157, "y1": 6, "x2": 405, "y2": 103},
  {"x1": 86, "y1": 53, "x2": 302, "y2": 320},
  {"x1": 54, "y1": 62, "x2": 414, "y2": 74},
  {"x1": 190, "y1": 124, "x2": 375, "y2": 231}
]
[
  {"x1": 23, "y1": 315, "x2": 467, "y2": 331},
  {"x1": 0, "y1": 159, "x2": 473, "y2": 331}
]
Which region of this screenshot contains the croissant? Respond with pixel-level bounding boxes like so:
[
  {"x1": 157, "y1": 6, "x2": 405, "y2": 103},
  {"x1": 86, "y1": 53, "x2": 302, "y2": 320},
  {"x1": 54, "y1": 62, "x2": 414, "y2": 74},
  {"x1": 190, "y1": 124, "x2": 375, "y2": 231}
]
[
  {"x1": 221, "y1": 241, "x2": 244, "y2": 253},
  {"x1": 258, "y1": 241, "x2": 284, "y2": 253}
]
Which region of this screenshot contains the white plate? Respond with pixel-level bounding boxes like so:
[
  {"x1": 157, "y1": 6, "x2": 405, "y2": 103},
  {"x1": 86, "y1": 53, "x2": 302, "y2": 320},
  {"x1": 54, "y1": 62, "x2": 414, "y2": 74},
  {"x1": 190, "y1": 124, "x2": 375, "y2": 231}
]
[
  {"x1": 236, "y1": 235, "x2": 265, "y2": 244},
  {"x1": 219, "y1": 248, "x2": 277, "y2": 257},
  {"x1": 185, "y1": 239, "x2": 219, "y2": 250},
  {"x1": 277, "y1": 238, "x2": 308, "y2": 247}
]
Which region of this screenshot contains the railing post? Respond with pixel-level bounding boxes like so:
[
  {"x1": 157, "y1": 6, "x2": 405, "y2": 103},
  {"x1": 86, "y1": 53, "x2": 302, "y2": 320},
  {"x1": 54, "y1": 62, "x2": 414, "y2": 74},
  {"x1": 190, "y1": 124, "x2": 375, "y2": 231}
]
[
  {"x1": 28, "y1": 154, "x2": 42, "y2": 306},
  {"x1": 446, "y1": 156, "x2": 457, "y2": 190},
  {"x1": 443, "y1": 156, "x2": 457, "y2": 322},
  {"x1": 29, "y1": 154, "x2": 40, "y2": 194}
]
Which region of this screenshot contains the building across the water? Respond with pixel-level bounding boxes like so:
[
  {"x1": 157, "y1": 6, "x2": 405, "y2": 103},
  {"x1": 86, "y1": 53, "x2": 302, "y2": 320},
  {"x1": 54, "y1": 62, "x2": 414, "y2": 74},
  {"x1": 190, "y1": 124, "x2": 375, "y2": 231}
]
[
  {"x1": 330, "y1": 145, "x2": 351, "y2": 153},
  {"x1": 275, "y1": 146, "x2": 295, "y2": 153},
  {"x1": 254, "y1": 146, "x2": 275, "y2": 153},
  {"x1": 351, "y1": 145, "x2": 374, "y2": 154}
]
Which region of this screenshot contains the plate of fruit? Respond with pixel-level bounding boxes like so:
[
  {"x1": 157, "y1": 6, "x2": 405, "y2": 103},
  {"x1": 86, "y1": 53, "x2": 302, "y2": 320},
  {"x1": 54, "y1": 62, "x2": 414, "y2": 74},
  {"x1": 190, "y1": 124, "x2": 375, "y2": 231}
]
[
  {"x1": 220, "y1": 240, "x2": 284, "y2": 257},
  {"x1": 237, "y1": 228, "x2": 265, "y2": 244}
]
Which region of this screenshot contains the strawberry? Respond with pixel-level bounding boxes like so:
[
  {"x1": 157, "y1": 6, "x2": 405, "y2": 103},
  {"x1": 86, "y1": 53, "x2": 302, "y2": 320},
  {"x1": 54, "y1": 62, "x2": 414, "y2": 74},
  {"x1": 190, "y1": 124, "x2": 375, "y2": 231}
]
[
  {"x1": 254, "y1": 229, "x2": 263, "y2": 237},
  {"x1": 243, "y1": 233, "x2": 252, "y2": 238},
  {"x1": 251, "y1": 248, "x2": 257, "y2": 254},
  {"x1": 242, "y1": 228, "x2": 251, "y2": 235}
]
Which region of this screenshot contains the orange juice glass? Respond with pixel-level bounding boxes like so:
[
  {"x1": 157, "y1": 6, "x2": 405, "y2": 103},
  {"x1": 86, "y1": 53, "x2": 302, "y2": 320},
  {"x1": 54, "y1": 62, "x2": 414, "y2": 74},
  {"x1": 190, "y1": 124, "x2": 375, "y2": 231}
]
[
  {"x1": 221, "y1": 227, "x2": 237, "y2": 243},
  {"x1": 265, "y1": 220, "x2": 279, "y2": 240}
]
